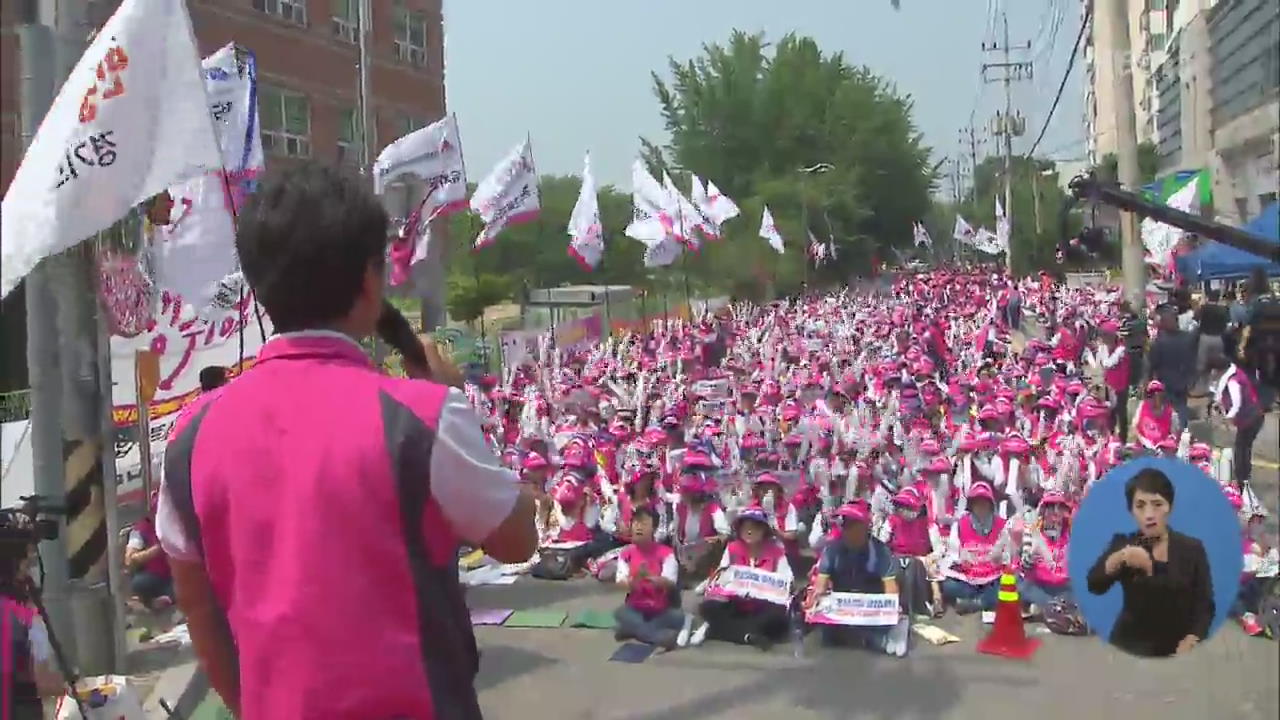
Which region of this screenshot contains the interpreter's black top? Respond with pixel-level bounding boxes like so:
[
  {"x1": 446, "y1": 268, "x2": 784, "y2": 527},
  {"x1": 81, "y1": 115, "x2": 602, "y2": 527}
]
[{"x1": 1086, "y1": 530, "x2": 1215, "y2": 658}]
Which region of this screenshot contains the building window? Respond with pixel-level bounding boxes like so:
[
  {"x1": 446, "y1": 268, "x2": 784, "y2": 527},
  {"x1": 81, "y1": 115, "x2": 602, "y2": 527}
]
[
  {"x1": 259, "y1": 87, "x2": 311, "y2": 158},
  {"x1": 253, "y1": 0, "x2": 308, "y2": 26},
  {"x1": 398, "y1": 114, "x2": 426, "y2": 137},
  {"x1": 331, "y1": 0, "x2": 358, "y2": 43},
  {"x1": 394, "y1": 2, "x2": 428, "y2": 67},
  {"x1": 337, "y1": 107, "x2": 362, "y2": 165}
]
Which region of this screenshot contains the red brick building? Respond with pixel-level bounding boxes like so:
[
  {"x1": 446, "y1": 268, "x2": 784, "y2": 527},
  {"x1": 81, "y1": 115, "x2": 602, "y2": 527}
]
[{"x1": 0, "y1": 0, "x2": 446, "y2": 391}]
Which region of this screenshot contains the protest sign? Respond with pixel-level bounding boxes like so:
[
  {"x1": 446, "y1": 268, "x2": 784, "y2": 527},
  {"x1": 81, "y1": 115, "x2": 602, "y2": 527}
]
[
  {"x1": 805, "y1": 592, "x2": 900, "y2": 627},
  {"x1": 704, "y1": 565, "x2": 792, "y2": 607}
]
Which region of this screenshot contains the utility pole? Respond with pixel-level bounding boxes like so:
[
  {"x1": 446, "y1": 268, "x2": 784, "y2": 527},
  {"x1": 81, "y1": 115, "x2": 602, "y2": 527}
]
[
  {"x1": 982, "y1": 11, "x2": 1033, "y2": 273},
  {"x1": 959, "y1": 125, "x2": 984, "y2": 202},
  {"x1": 21, "y1": 0, "x2": 122, "y2": 673},
  {"x1": 1096, "y1": 0, "x2": 1147, "y2": 307}
]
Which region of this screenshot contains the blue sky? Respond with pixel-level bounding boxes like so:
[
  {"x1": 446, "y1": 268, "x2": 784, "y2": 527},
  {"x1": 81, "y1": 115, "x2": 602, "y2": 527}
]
[{"x1": 443, "y1": 0, "x2": 1086, "y2": 188}]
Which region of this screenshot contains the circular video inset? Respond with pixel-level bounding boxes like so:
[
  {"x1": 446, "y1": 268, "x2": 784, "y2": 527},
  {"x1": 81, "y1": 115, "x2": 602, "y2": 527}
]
[{"x1": 1067, "y1": 457, "x2": 1245, "y2": 658}]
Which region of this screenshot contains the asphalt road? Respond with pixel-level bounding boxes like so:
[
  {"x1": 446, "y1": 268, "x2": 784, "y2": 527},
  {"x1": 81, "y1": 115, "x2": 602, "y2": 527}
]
[{"x1": 467, "y1": 575, "x2": 1279, "y2": 720}]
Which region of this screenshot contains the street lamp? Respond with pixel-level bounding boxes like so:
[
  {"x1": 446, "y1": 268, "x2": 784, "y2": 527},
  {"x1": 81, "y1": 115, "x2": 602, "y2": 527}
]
[{"x1": 797, "y1": 164, "x2": 835, "y2": 288}]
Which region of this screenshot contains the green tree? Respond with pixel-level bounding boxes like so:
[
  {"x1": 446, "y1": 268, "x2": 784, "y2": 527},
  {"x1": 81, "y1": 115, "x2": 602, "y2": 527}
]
[
  {"x1": 446, "y1": 176, "x2": 649, "y2": 295},
  {"x1": 951, "y1": 155, "x2": 1084, "y2": 274},
  {"x1": 446, "y1": 273, "x2": 512, "y2": 325},
  {"x1": 642, "y1": 31, "x2": 934, "y2": 296},
  {"x1": 1094, "y1": 141, "x2": 1160, "y2": 185}
]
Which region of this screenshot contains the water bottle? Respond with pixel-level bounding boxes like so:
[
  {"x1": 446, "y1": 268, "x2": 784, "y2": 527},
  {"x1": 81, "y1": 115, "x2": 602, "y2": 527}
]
[{"x1": 790, "y1": 608, "x2": 807, "y2": 659}]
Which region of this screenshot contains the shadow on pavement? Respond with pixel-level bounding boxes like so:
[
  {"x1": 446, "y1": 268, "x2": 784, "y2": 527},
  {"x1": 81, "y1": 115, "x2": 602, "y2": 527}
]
[
  {"x1": 466, "y1": 576, "x2": 619, "y2": 610},
  {"x1": 475, "y1": 643, "x2": 560, "y2": 693},
  {"x1": 620, "y1": 645, "x2": 998, "y2": 720}
]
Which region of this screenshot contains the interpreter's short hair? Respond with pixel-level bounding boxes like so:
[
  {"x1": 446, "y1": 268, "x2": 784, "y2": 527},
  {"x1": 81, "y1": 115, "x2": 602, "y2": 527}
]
[
  {"x1": 198, "y1": 366, "x2": 228, "y2": 392},
  {"x1": 1125, "y1": 468, "x2": 1175, "y2": 509},
  {"x1": 235, "y1": 162, "x2": 388, "y2": 333}
]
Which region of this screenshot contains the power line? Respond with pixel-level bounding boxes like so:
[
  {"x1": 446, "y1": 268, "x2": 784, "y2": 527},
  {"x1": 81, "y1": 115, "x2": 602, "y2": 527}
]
[{"x1": 1027, "y1": 0, "x2": 1091, "y2": 157}]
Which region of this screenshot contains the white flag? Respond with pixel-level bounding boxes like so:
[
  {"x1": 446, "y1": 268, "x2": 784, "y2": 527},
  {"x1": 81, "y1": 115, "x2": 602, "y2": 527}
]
[
  {"x1": 974, "y1": 228, "x2": 1003, "y2": 255},
  {"x1": 760, "y1": 206, "x2": 785, "y2": 254},
  {"x1": 375, "y1": 114, "x2": 468, "y2": 269},
  {"x1": 567, "y1": 152, "x2": 604, "y2": 270},
  {"x1": 705, "y1": 180, "x2": 741, "y2": 225},
  {"x1": 808, "y1": 229, "x2": 825, "y2": 264},
  {"x1": 151, "y1": 44, "x2": 265, "y2": 318},
  {"x1": 952, "y1": 215, "x2": 976, "y2": 246},
  {"x1": 373, "y1": 113, "x2": 468, "y2": 215},
  {"x1": 1141, "y1": 176, "x2": 1199, "y2": 268},
  {"x1": 662, "y1": 172, "x2": 702, "y2": 250},
  {"x1": 1, "y1": 0, "x2": 221, "y2": 298},
  {"x1": 995, "y1": 197, "x2": 1010, "y2": 251},
  {"x1": 690, "y1": 175, "x2": 720, "y2": 241},
  {"x1": 470, "y1": 139, "x2": 540, "y2": 248},
  {"x1": 644, "y1": 236, "x2": 683, "y2": 268},
  {"x1": 625, "y1": 159, "x2": 671, "y2": 245}
]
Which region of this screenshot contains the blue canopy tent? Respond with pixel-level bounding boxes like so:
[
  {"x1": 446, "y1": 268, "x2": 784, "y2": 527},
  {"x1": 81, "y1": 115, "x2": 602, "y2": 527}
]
[{"x1": 1176, "y1": 201, "x2": 1280, "y2": 282}]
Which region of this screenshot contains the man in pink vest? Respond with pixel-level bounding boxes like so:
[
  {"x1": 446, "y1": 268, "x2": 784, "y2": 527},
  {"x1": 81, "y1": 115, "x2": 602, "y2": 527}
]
[{"x1": 155, "y1": 163, "x2": 537, "y2": 720}]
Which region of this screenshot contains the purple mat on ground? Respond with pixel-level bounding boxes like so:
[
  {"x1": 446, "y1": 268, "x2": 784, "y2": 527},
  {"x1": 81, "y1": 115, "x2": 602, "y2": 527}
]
[{"x1": 471, "y1": 609, "x2": 515, "y2": 626}]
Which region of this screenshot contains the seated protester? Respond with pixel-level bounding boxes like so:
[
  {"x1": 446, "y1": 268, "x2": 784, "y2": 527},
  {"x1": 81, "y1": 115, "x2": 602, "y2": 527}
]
[
  {"x1": 807, "y1": 507, "x2": 842, "y2": 554},
  {"x1": 520, "y1": 452, "x2": 553, "y2": 542},
  {"x1": 752, "y1": 473, "x2": 800, "y2": 545},
  {"x1": 877, "y1": 486, "x2": 943, "y2": 618},
  {"x1": 602, "y1": 467, "x2": 668, "y2": 545},
  {"x1": 125, "y1": 490, "x2": 175, "y2": 611},
  {"x1": 547, "y1": 477, "x2": 596, "y2": 545},
  {"x1": 1226, "y1": 486, "x2": 1270, "y2": 637},
  {"x1": 614, "y1": 508, "x2": 688, "y2": 650},
  {"x1": 691, "y1": 505, "x2": 794, "y2": 650},
  {"x1": 807, "y1": 502, "x2": 910, "y2": 657},
  {"x1": 939, "y1": 481, "x2": 1011, "y2": 614},
  {"x1": 1018, "y1": 492, "x2": 1074, "y2": 616},
  {"x1": 671, "y1": 475, "x2": 731, "y2": 585}
]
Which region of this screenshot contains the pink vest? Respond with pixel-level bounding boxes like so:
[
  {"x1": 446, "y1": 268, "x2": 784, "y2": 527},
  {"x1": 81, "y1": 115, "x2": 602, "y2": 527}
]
[
  {"x1": 889, "y1": 514, "x2": 932, "y2": 557},
  {"x1": 725, "y1": 539, "x2": 787, "y2": 613},
  {"x1": 1136, "y1": 401, "x2": 1173, "y2": 445},
  {"x1": 132, "y1": 516, "x2": 172, "y2": 580},
  {"x1": 1100, "y1": 345, "x2": 1130, "y2": 392},
  {"x1": 675, "y1": 501, "x2": 719, "y2": 543},
  {"x1": 554, "y1": 502, "x2": 594, "y2": 544},
  {"x1": 1052, "y1": 328, "x2": 1079, "y2": 362},
  {"x1": 726, "y1": 538, "x2": 786, "y2": 570},
  {"x1": 616, "y1": 493, "x2": 658, "y2": 540},
  {"x1": 955, "y1": 515, "x2": 1007, "y2": 585},
  {"x1": 1219, "y1": 367, "x2": 1262, "y2": 428},
  {"x1": 1030, "y1": 531, "x2": 1070, "y2": 587},
  {"x1": 621, "y1": 543, "x2": 674, "y2": 617},
  {"x1": 164, "y1": 334, "x2": 479, "y2": 720}
]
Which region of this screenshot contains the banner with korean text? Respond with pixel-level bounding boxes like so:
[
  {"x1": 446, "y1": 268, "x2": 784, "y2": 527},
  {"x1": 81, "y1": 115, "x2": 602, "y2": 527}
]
[
  {"x1": 704, "y1": 565, "x2": 792, "y2": 607},
  {"x1": 805, "y1": 592, "x2": 900, "y2": 626}
]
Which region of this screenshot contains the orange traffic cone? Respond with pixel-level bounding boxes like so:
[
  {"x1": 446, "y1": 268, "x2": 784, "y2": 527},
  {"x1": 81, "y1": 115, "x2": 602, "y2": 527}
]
[{"x1": 976, "y1": 571, "x2": 1040, "y2": 660}]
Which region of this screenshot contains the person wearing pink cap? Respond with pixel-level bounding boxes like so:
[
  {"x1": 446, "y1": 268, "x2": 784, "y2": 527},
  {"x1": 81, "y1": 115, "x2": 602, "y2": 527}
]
[
  {"x1": 1132, "y1": 379, "x2": 1181, "y2": 453},
  {"x1": 878, "y1": 486, "x2": 944, "y2": 618},
  {"x1": 1018, "y1": 493, "x2": 1075, "y2": 617},
  {"x1": 691, "y1": 505, "x2": 794, "y2": 650},
  {"x1": 807, "y1": 502, "x2": 910, "y2": 656},
  {"x1": 1086, "y1": 321, "x2": 1132, "y2": 440},
  {"x1": 939, "y1": 481, "x2": 1011, "y2": 614},
  {"x1": 671, "y1": 473, "x2": 730, "y2": 585}
]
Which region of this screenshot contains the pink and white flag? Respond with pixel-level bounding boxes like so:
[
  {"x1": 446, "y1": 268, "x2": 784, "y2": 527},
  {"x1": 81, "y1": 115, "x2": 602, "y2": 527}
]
[
  {"x1": 470, "y1": 139, "x2": 540, "y2": 249},
  {"x1": 705, "y1": 180, "x2": 741, "y2": 226},
  {"x1": 567, "y1": 152, "x2": 604, "y2": 270},
  {"x1": 760, "y1": 206, "x2": 785, "y2": 254}
]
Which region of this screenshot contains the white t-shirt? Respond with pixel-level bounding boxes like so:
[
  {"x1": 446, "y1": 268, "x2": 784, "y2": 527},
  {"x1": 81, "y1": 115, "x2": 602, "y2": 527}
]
[{"x1": 157, "y1": 386, "x2": 520, "y2": 559}]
